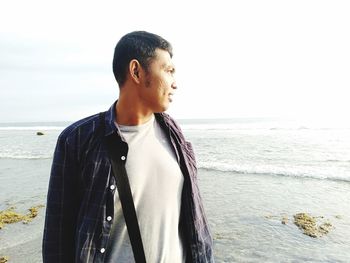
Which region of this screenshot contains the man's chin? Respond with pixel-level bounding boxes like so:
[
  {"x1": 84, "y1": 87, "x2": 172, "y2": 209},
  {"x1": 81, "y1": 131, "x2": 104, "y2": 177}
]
[{"x1": 155, "y1": 104, "x2": 169, "y2": 113}]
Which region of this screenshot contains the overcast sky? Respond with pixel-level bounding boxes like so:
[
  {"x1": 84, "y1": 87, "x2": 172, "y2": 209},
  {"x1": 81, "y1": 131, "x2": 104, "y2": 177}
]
[{"x1": 1, "y1": 0, "x2": 349, "y2": 124}]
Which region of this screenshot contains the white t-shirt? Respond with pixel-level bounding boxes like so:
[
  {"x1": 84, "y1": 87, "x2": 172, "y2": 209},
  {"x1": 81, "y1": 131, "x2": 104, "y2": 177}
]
[{"x1": 105, "y1": 114, "x2": 185, "y2": 263}]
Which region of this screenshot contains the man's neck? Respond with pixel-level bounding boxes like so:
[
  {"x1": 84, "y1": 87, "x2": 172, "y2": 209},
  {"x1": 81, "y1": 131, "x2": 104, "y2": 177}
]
[{"x1": 115, "y1": 97, "x2": 154, "y2": 126}]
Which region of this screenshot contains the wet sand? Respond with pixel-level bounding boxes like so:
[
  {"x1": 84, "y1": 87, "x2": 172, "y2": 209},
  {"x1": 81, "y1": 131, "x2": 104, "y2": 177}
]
[{"x1": 0, "y1": 236, "x2": 41, "y2": 263}]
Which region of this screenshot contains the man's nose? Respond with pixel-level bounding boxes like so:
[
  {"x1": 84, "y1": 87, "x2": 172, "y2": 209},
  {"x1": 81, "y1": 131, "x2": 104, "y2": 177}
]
[{"x1": 172, "y1": 80, "x2": 177, "y2": 90}]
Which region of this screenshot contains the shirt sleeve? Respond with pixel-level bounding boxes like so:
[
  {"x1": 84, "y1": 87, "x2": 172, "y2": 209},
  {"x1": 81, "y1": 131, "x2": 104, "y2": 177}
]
[{"x1": 42, "y1": 129, "x2": 80, "y2": 263}]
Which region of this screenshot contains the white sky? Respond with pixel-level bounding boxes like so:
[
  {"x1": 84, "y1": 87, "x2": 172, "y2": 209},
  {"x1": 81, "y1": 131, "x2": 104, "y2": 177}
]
[{"x1": 0, "y1": 0, "x2": 349, "y2": 124}]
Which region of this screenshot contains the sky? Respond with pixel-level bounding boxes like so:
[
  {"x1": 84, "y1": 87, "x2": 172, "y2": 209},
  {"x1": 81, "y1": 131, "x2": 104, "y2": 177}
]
[{"x1": 1, "y1": 0, "x2": 349, "y2": 124}]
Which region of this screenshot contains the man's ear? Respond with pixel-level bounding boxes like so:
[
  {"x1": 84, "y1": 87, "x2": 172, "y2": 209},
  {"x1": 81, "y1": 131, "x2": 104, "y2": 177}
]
[{"x1": 129, "y1": 59, "x2": 142, "y2": 84}]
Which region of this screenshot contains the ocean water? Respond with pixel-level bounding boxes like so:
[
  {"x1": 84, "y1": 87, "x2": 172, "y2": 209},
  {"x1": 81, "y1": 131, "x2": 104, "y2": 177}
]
[
  {"x1": 0, "y1": 118, "x2": 350, "y2": 262},
  {"x1": 181, "y1": 118, "x2": 350, "y2": 182}
]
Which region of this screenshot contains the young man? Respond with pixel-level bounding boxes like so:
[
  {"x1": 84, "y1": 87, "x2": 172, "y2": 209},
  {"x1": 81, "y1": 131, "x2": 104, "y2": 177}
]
[{"x1": 42, "y1": 31, "x2": 214, "y2": 263}]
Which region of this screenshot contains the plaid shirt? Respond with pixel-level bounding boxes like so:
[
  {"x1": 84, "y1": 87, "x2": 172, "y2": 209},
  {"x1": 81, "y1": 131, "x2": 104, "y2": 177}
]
[{"x1": 42, "y1": 101, "x2": 214, "y2": 263}]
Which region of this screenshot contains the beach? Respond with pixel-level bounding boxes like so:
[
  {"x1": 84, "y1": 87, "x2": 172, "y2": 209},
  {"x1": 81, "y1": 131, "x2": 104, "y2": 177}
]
[
  {"x1": 201, "y1": 169, "x2": 350, "y2": 262},
  {"x1": 0, "y1": 159, "x2": 50, "y2": 263},
  {"x1": 1, "y1": 168, "x2": 350, "y2": 262},
  {"x1": 1, "y1": 119, "x2": 350, "y2": 262}
]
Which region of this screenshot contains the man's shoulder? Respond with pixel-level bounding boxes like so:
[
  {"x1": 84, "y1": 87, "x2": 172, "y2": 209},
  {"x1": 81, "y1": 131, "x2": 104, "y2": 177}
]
[
  {"x1": 157, "y1": 112, "x2": 180, "y2": 128},
  {"x1": 157, "y1": 112, "x2": 186, "y2": 139},
  {"x1": 161, "y1": 112, "x2": 181, "y2": 128},
  {"x1": 58, "y1": 112, "x2": 104, "y2": 144}
]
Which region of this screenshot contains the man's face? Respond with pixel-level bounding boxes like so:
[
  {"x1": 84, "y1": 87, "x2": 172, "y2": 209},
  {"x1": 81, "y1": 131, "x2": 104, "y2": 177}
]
[{"x1": 140, "y1": 48, "x2": 177, "y2": 113}]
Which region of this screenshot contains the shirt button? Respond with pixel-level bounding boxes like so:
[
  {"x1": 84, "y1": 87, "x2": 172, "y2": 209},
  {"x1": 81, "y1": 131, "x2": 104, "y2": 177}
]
[
  {"x1": 110, "y1": 185, "x2": 115, "y2": 190},
  {"x1": 100, "y1": 248, "x2": 105, "y2": 253},
  {"x1": 107, "y1": 216, "x2": 112, "y2": 221},
  {"x1": 121, "y1": 156, "x2": 126, "y2": 161}
]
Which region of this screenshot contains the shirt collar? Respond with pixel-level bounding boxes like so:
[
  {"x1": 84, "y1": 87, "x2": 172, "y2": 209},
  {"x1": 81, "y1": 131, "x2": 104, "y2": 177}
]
[{"x1": 104, "y1": 100, "x2": 119, "y2": 137}]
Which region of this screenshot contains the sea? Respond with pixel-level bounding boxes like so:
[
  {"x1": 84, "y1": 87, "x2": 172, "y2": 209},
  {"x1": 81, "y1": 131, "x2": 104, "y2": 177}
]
[{"x1": 0, "y1": 118, "x2": 350, "y2": 262}]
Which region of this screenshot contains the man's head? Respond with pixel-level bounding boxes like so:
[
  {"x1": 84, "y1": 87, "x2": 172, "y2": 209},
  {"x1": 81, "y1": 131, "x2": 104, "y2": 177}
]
[
  {"x1": 113, "y1": 31, "x2": 173, "y2": 87},
  {"x1": 113, "y1": 31, "x2": 177, "y2": 113}
]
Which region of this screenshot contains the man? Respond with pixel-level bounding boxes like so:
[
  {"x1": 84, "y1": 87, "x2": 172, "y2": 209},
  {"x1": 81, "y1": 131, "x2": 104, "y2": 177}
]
[{"x1": 42, "y1": 31, "x2": 213, "y2": 263}]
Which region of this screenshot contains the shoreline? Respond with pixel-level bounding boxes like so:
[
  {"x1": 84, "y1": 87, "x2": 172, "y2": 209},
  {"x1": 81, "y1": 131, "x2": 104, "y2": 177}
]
[
  {"x1": 1, "y1": 169, "x2": 350, "y2": 262},
  {"x1": 198, "y1": 169, "x2": 350, "y2": 262}
]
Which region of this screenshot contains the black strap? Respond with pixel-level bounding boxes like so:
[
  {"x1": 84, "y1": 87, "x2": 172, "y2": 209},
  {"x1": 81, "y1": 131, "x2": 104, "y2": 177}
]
[{"x1": 101, "y1": 113, "x2": 146, "y2": 263}]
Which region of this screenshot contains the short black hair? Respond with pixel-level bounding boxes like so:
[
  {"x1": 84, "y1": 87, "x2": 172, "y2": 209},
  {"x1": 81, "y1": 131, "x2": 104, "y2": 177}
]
[{"x1": 112, "y1": 31, "x2": 173, "y2": 87}]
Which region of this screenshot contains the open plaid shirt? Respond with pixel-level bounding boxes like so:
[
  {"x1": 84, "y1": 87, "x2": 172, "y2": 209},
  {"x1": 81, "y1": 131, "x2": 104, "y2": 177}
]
[{"x1": 42, "y1": 101, "x2": 214, "y2": 262}]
